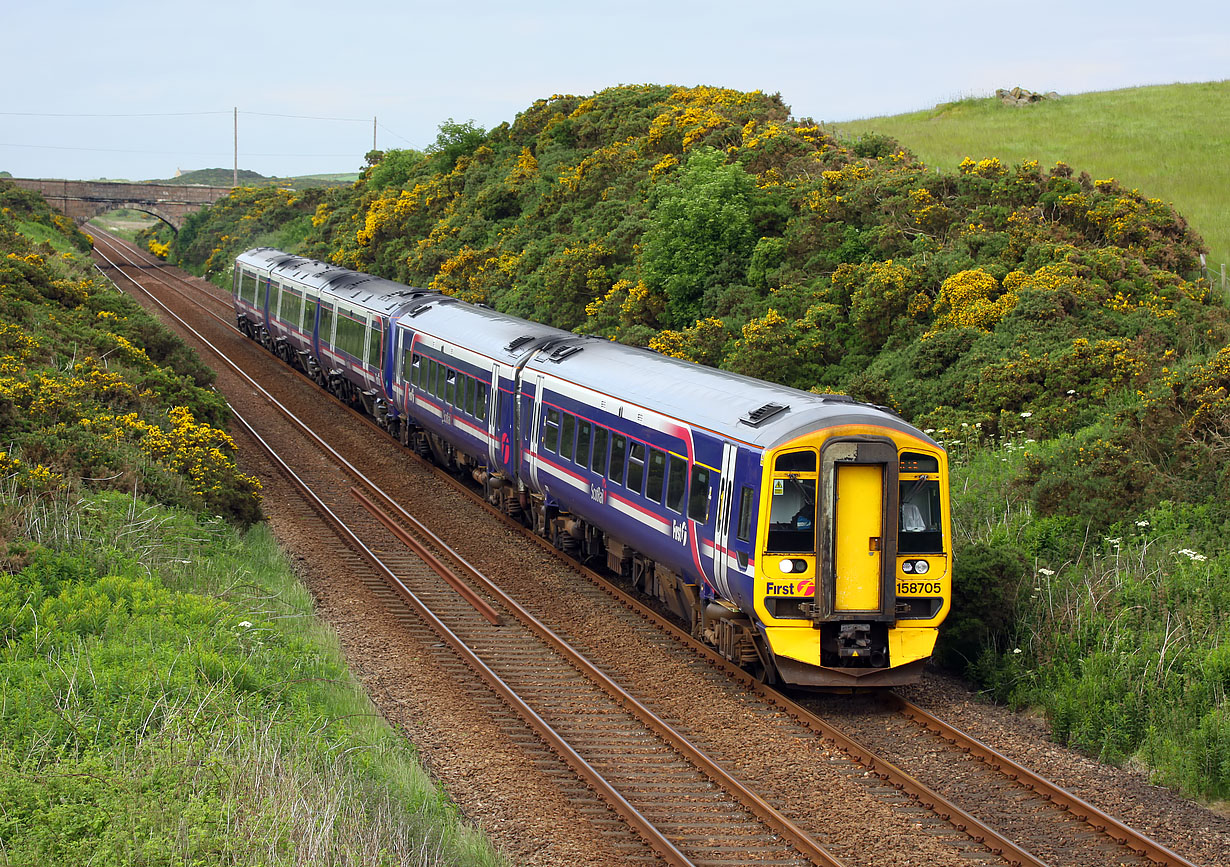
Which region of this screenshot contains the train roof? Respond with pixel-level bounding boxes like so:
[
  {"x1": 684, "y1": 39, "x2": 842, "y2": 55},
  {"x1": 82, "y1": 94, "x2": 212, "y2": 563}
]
[
  {"x1": 524, "y1": 337, "x2": 939, "y2": 451},
  {"x1": 394, "y1": 293, "x2": 578, "y2": 365},
  {"x1": 236, "y1": 247, "x2": 433, "y2": 317}
]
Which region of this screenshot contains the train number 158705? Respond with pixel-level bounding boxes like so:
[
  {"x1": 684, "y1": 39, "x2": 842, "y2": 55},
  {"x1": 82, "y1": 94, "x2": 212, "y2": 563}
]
[{"x1": 896, "y1": 580, "x2": 942, "y2": 596}]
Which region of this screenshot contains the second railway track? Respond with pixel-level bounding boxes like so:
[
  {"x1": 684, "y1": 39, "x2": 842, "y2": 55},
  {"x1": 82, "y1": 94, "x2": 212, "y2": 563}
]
[{"x1": 89, "y1": 229, "x2": 1217, "y2": 867}]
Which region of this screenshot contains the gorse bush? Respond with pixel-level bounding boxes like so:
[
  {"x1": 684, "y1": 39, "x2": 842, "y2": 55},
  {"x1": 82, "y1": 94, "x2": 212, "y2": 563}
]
[{"x1": 0, "y1": 181, "x2": 261, "y2": 526}]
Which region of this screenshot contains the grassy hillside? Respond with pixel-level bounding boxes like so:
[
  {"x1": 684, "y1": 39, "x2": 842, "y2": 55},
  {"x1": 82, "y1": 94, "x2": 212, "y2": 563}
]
[
  {"x1": 147, "y1": 168, "x2": 361, "y2": 189},
  {"x1": 834, "y1": 80, "x2": 1230, "y2": 276}
]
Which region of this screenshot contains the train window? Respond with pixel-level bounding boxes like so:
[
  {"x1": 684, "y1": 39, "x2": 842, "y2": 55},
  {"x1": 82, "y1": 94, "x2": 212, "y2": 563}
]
[
  {"x1": 301, "y1": 296, "x2": 316, "y2": 333},
  {"x1": 774, "y1": 450, "x2": 816, "y2": 472},
  {"x1": 239, "y1": 270, "x2": 259, "y2": 304},
  {"x1": 435, "y1": 363, "x2": 448, "y2": 400},
  {"x1": 899, "y1": 451, "x2": 940, "y2": 474},
  {"x1": 445, "y1": 369, "x2": 457, "y2": 406},
  {"x1": 477, "y1": 382, "x2": 488, "y2": 421},
  {"x1": 319, "y1": 303, "x2": 335, "y2": 343},
  {"x1": 666, "y1": 455, "x2": 687, "y2": 513},
  {"x1": 688, "y1": 466, "x2": 710, "y2": 522},
  {"x1": 736, "y1": 486, "x2": 755, "y2": 542},
  {"x1": 609, "y1": 434, "x2": 627, "y2": 485},
  {"x1": 646, "y1": 448, "x2": 666, "y2": 503},
  {"x1": 626, "y1": 441, "x2": 646, "y2": 494},
  {"x1": 232, "y1": 266, "x2": 240, "y2": 295},
  {"x1": 544, "y1": 408, "x2": 560, "y2": 452},
  {"x1": 365, "y1": 321, "x2": 382, "y2": 368},
  {"x1": 591, "y1": 426, "x2": 608, "y2": 475},
  {"x1": 560, "y1": 414, "x2": 575, "y2": 461},
  {"x1": 280, "y1": 285, "x2": 303, "y2": 325},
  {"x1": 575, "y1": 421, "x2": 592, "y2": 468},
  {"x1": 336, "y1": 309, "x2": 366, "y2": 359},
  {"x1": 465, "y1": 377, "x2": 476, "y2": 416},
  {"x1": 899, "y1": 479, "x2": 944, "y2": 553},
  {"x1": 767, "y1": 475, "x2": 817, "y2": 553}
]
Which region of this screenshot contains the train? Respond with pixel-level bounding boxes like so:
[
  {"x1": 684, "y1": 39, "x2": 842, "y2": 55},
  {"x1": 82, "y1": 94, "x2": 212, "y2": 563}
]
[{"x1": 233, "y1": 247, "x2": 952, "y2": 688}]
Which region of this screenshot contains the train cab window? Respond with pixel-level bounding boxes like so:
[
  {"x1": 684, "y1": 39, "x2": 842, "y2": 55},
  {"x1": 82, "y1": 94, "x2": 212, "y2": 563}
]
[
  {"x1": 775, "y1": 450, "x2": 816, "y2": 472},
  {"x1": 767, "y1": 474, "x2": 817, "y2": 553},
  {"x1": 666, "y1": 455, "x2": 686, "y2": 513},
  {"x1": 646, "y1": 448, "x2": 666, "y2": 503},
  {"x1": 576, "y1": 421, "x2": 592, "y2": 467},
  {"x1": 736, "y1": 486, "x2": 755, "y2": 543},
  {"x1": 688, "y1": 466, "x2": 710, "y2": 522},
  {"x1": 544, "y1": 408, "x2": 560, "y2": 452},
  {"x1": 591, "y1": 426, "x2": 608, "y2": 476},
  {"x1": 561, "y1": 414, "x2": 576, "y2": 461},
  {"x1": 899, "y1": 478, "x2": 944, "y2": 553},
  {"x1": 626, "y1": 442, "x2": 646, "y2": 494},
  {"x1": 477, "y1": 382, "x2": 489, "y2": 421},
  {"x1": 609, "y1": 434, "x2": 627, "y2": 485}
]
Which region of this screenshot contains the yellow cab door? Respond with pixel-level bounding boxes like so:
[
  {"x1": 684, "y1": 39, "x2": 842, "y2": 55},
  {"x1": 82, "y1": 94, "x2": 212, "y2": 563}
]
[{"x1": 834, "y1": 463, "x2": 884, "y2": 611}]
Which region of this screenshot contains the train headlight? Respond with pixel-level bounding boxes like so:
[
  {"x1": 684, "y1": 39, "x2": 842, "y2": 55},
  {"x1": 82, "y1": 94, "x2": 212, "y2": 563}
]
[
  {"x1": 901, "y1": 560, "x2": 915, "y2": 573},
  {"x1": 913, "y1": 560, "x2": 930, "y2": 574},
  {"x1": 779, "y1": 559, "x2": 795, "y2": 574}
]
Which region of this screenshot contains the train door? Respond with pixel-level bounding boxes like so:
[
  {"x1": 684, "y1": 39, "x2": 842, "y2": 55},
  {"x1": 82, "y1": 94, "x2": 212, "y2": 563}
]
[
  {"x1": 488, "y1": 362, "x2": 502, "y2": 470},
  {"x1": 528, "y1": 373, "x2": 545, "y2": 489},
  {"x1": 818, "y1": 438, "x2": 898, "y2": 620},
  {"x1": 833, "y1": 464, "x2": 884, "y2": 611},
  {"x1": 712, "y1": 442, "x2": 738, "y2": 599}
]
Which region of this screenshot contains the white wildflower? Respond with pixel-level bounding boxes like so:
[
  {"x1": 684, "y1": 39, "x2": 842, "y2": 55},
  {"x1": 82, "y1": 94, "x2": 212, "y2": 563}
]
[
  {"x1": 237, "y1": 620, "x2": 253, "y2": 629},
  {"x1": 1135, "y1": 520, "x2": 1150, "y2": 528},
  {"x1": 1178, "y1": 549, "x2": 1208, "y2": 562},
  {"x1": 1038, "y1": 568, "x2": 1055, "y2": 577},
  {"x1": 1020, "y1": 411, "x2": 1033, "y2": 418}
]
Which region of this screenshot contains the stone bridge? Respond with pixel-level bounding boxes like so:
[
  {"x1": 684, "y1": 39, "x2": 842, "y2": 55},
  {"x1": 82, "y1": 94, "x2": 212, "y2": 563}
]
[{"x1": 6, "y1": 178, "x2": 233, "y2": 232}]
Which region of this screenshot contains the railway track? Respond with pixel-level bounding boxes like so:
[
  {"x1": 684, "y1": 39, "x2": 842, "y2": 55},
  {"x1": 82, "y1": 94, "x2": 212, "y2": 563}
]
[{"x1": 88, "y1": 230, "x2": 1212, "y2": 867}]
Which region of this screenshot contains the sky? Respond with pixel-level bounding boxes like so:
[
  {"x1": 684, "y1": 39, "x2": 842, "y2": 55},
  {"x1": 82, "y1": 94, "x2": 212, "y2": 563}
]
[{"x1": 2, "y1": 0, "x2": 1227, "y2": 181}]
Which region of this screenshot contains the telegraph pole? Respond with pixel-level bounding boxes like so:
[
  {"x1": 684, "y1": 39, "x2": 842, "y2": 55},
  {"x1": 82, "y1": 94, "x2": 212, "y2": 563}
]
[
  {"x1": 233, "y1": 107, "x2": 238, "y2": 188},
  {"x1": 373, "y1": 116, "x2": 377, "y2": 152}
]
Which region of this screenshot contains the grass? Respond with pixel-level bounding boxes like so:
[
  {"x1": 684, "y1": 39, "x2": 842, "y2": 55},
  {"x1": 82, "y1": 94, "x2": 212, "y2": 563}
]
[
  {"x1": 945, "y1": 436, "x2": 1230, "y2": 802},
  {"x1": 833, "y1": 80, "x2": 1230, "y2": 277},
  {"x1": 0, "y1": 486, "x2": 509, "y2": 866}
]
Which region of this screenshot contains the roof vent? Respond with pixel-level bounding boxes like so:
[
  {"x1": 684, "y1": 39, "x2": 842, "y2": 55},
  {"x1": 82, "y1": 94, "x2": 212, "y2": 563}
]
[
  {"x1": 404, "y1": 301, "x2": 434, "y2": 318},
  {"x1": 740, "y1": 402, "x2": 788, "y2": 428},
  {"x1": 504, "y1": 335, "x2": 536, "y2": 352},
  {"x1": 547, "y1": 344, "x2": 583, "y2": 363}
]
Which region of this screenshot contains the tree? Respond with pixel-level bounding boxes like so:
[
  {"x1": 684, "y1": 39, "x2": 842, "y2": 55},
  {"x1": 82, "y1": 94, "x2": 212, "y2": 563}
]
[
  {"x1": 428, "y1": 118, "x2": 487, "y2": 173},
  {"x1": 640, "y1": 147, "x2": 755, "y2": 328}
]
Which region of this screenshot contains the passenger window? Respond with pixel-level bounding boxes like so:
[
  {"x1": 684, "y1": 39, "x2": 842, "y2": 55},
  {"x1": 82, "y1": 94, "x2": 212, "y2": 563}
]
[
  {"x1": 465, "y1": 377, "x2": 475, "y2": 416},
  {"x1": 366, "y1": 321, "x2": 382, "y2": 368},
  {"x1": 477, "y1": 382, "x2": 488, "y2": 421},
  {"x1": 433, "y1": 363, "x2": 446, "y2": 399},
  {"x1": 646, "y1": 449, "x2": 666, "y2": 503},
  {"x1": 626, "y1": 442, "x2": 646, "y2": 494},
  {"x1": 544, "y1": 408, "x2": 560, "y2": 452},
  {"x1": 576, "y1": 421, "x2": 592, "y2": 468},
  {"x1": 736, "y1": 486, "x2": 755, "y2": 543},
  {"x1": 666, "y1": 456, "x2": 687, "y2": 513},
  {"x1": 591, "y1": 426, "x2": 608, "y2": 475},
  {"x1": 561, "y1": 414, "x2": 575, "y2": 461},
  {"x1": 609, "y1": 434, "x2": 626, "y2": 485},
  {"x1": 446, "y1": 369, "x2": 456, "y2": 405},
  {"x1": 688, "y1": 466, "x2": 710, "y2": 522},
  {"x1": 319, "y1": 303, "x2": 334, "y2": 343},
  {"x1": 409, "y1": 353, "x2": 420, "y2": 386}
]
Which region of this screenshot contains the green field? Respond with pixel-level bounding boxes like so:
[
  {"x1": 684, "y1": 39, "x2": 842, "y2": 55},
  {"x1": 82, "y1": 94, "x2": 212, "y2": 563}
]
[{"x1": 834, "y1": 80, "x2": 1230, "y2": 279}]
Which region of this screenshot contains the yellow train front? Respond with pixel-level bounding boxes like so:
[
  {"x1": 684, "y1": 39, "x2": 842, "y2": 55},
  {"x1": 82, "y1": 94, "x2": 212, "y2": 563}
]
[{"x1": 736, "y1": 424, "x2": 950, "y2": 689}]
